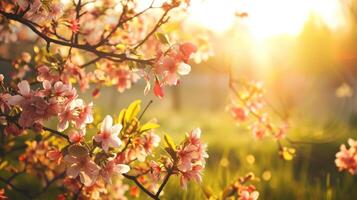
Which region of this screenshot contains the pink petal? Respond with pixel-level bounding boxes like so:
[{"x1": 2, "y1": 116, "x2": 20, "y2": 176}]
[
  {"x1": 113, "y1": 164, "x2": 130, "y2": 174},
  {"x1": 18, "y1": 80, "x2": 30, "y2": 96},
  {"x1": 111, "y1": 124, "x2": 122, "y2": 135},
  {"x1": 66, "y1": 164, "x2": 81, "y2": 178},
  {"x1": 177, "y1": 62, "x2": 191, "y2": 75},
  {"x1": 153, "y1": 81, "x2": 164, "y2": 99},
  {"x1": 101, "y1": 115, "x2": 113, "y2": 133},
  {"x1": 7, "y1": 95, "x2": 24, "y2": 105}
]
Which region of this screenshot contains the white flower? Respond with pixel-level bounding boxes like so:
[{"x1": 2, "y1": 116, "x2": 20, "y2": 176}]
[{"x1": 94, "y1": 115, "x2": 122, "y2": 152}]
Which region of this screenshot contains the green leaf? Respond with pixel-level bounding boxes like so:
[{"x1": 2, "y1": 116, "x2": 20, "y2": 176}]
[
  {"x1": 164, "y1": 133, "x2": 176, "y2": 151},
  {"x1": 155, "y1": 33, "x2": 170, "y2": 45},
  {"x1": 140, "y1": 122, "x2": 160, "y2": 133},
  {"x1": 125, "y1": 100, "x2": 141, "y2": 123}
]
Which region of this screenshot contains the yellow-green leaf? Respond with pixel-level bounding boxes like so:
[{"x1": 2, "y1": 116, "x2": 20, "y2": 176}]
[
  {"x1": 164, "y1": 133, "x2": 176, "y2": 151},
  {"x1": 125, "y1": 100, "x2": 141, "y2": 123},
  {"x1": 155, "y1": 33, "x2": 170, "y2": 45},
  {"x1": 140, "y1": 122, "x2": 160, "y2": 133},
  {"x1": 162, "y1": 22, "x2": 180, "y2": 33}
]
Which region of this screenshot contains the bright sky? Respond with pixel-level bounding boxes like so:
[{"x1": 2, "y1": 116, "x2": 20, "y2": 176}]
[
  {"x1": 187, "y1": 0, "x2": 347, "y2": 39},
  {"x1": 60, "y1": 0, "x2": 348, "y2": 40}
]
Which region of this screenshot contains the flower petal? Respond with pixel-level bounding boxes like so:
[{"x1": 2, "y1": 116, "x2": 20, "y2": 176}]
[
  {"x1": 177, "y1": 62, "x2": 191, "y2": 75},
  {"x1": 101, "y1": 115, "x2": 113, "y2": 132},
  {"x1": 18, "y1": 80, "x2": 30, "y2": 96},
  {"x1": 113, "y1": 164, "x2": 130, "y2": 174},
  {"x1": 111, "y1": 124, "x2": 122, "y2": 135},
  {"x1": 66, "y1": 164, "x2": 80, "y2": 178},
  {"x1": 7, "y1": 95, "x2": 24, "y2": 105}
]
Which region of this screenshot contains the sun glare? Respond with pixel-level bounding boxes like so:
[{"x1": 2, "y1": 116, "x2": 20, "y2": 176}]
[{"x1": 187, "y1": 0, "x2": 347, "y2": 39}]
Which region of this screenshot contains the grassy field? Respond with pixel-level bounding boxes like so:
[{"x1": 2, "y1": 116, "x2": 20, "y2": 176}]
[
  {"x1": 82, "y1": 75, "x2": 357, "y2": 200},
  {"x1": 151, "y1": 109, "x2": 357, "y2": 200}
]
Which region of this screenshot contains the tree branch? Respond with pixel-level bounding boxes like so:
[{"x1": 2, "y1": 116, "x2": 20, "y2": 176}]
[{"x1": 0, "y1": 10, "x2": 154, "y2": 66}]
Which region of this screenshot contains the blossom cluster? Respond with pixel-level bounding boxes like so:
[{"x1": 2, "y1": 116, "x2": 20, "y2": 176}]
[
  {"x1": 335, "y1": 138, "x2": 357, "y2": 175},
  {"x1": 0, "y1": 0, "x2": 208, "y2": 99},
  {"x1": 228, "y1": 80, "x2": 288, "y2": 140},
  {"x1": 226, "y1": 79, "x2": 299, "y2": 161},
  {"x1": 203, "y1": 172, "x2": 259, "y2": 200},
  {"x1": 0, "y1": 84, "x2": 207, "y2": 198}
]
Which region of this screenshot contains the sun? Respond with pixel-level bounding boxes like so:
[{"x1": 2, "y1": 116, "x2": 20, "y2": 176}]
[{"x1": 187, "y1": 0, "x2": 347, "y2": 39}]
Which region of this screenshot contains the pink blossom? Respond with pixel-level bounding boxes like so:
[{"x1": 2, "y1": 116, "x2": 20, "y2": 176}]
[
  {"x1": 239, "y1": 190, "x2": 259, "y2": 200},
  {"x1": 141, "y1": 131, "x2": 161, "y2": 154},
  {"x1": 7, "y1": 80, "x2": 31, "y2": 105},
  {"x1": 149, "y1": 161, "x2": 163, "y2": 182},
  {"x1": 46, "y1": 149, "x2": 63, "y2": 165},
  {"x1": 57, "y1": 99, "x2": 93, "y2": 131},
  {"x1": 178, "y1": 42, "x2": 197, "y2": 63},
  {"x1": 51, "y1": 81, "x2": 77, "y2": 103},
  {"x1": 68, "y1": 129, "x2": 86, "y2": 143},
  {"x1": 115, "y1": 67, "x2": 134, "y2": 93},
  {"x1": 0, "y1": 93, "x2": 10, "y2": 112},
  {"x1": 4, "y1": 123, "x2": 23, "y2": 136},
  {"x1": 274, "y1": 124, "x2": 288, "y2": 140},
  {"x1": 176, "y1": 128, "x2": 208, "y2": 189},
  {"x1": 335, "y1": 139, "x2": 357, "y2": 175},
  {"x1": 100, "y1": 160, "x2": 130, "y2": 183},
  {"x1": 154, "y1": 43, "x2": 196, "y2": 88},
  {"x1": 18, "y1": 96, "x2": 54, "y2": 127},
  {"x1": 64, "y1": 145, "x2": 100, "y2": 186},
  {"x1": 94, "y1": 115, "x2": 123, "y2": 152},
  {"x1": 68, "y1": 19, "x2": 80, "y2": 33},
  {"x1": 179, "y1": 165, "x2": 202, "y2": 189},
  {"x1": 251, "y1": 124, "x2": 266, "y2": 140},
  {"x1": 36, "y1": 65, "x2": 59, "y2": 83},
  {"x1": 230, "y1": 106, "x2": 249, "y2": 122},
  {"x1": 177, "y1": 128, "x2": 208, "y2": 172}
]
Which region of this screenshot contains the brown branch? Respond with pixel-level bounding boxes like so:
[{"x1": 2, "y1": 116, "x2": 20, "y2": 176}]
[
  {"x1": 42, "y1": 126, "x2": 70, "y2": 142},
  {"x1": 133, "y1": 9, "x2": 170, "y2": 50},
  {"x1": 122, "y1": 173, "x2": 158, "y2": 199},
  {"x1": 0, "y1": 10, "x2": 154, "y2": 66},
  {"x1": 79, "y1": 57, "x2": 101, "y2": 68},
  {"x1": 123, "y1": 166, "x2": 173, "y2": 200},
  {"x1": 154, "y1": 170, "x2": 172, "y2": 198}
]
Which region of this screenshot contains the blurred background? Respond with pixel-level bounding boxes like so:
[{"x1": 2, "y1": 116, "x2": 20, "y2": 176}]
[{"x1": 2, "y1": 0, "x2": 357, "y2": 199}]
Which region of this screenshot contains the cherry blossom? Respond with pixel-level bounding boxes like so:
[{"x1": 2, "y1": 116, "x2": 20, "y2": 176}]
[
  {"x1": 176, "y1": 128, "x2": 208, "y2": 189},
  {"x1": 335, "y1": 139, "x2": 357, "y2": 175},
  {"x1": 239, "y1": 190, "x2": 260, "y2": 200},
  {"x1": 100, "y1": 160, "x2": 130, "y2": 184},
  {"x1": 68, "y1": 129, "x2": 86, "y2": 143},
  {"x1": 94, "y1": 115, "x2": 123, "y2": 152},
  {"x1": 46, "y1": 149, "x2": 63, "y2": 165},
  {"x1": 179, "y1": 165, "x2": 203, "y2": 189},
  {"x1": 64, "y1": 145, "x2": 100, "y2": 186}
]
